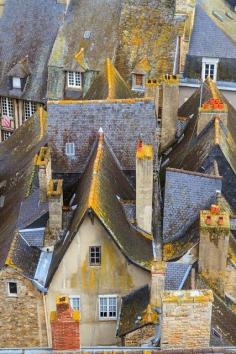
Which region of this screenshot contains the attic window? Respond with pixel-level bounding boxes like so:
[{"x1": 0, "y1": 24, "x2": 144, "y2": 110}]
[
  {"x1": 67, "y1": 71, "x2": 82, "y2": 89},
  {"x1": 89, "y1": 246, "x2": 101, "y2": 265},
  {"x1": 202, "y1": 58, "x2": 219, "y2": 81},
  {"x1": 65, "y1": 142, "x2": 75, "y2": 156},
  {"x1": 12, "y1": 77, "x2": 21, "y2": 89},
  {"x1": 84, "y1": 31, "x2": 91, "y2": 39},
  {"x1": 7, "y1": 281, "x2": 18, "y2": 297},
  {"x1": 132, "y1": 73, "x2": 145, "y2": 91}
]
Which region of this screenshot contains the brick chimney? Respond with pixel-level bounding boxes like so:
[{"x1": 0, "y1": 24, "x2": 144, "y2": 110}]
[
  {"x1": 136, "y1": 139, "x2": 153, "y2": 234},
  {"x1": 160, "y1": 75, "x2": 179, "y2": 152},
  {"x1": 199, "y1": 204, "x2": 230, "y2": 294},
  {"x1": 50, "y1": 296, "x2": 80, "y2": 350},
  {"x1": 35, "y1": 147, "x2": 52, "y2": 202},
  {"x1": 198, "y1": 98, "x2": 228, "y2": 135},
  {"x1": 150, "y1": 260, "x2": 167, "y2": 307},
  {"x1": 161, "y1": 289, "x2": 213, "y2": 349},
  {"x1": 47, "y1": 179, "x2": 63, "y2": 232}
]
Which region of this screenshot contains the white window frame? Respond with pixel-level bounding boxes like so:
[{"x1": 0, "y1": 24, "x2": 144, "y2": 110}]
[
  {"x1": 2, "y1": 130, "x2": 12, "y2": 141},
  {"x1": 1, "y1": 97, "x2": 14, "y2": 118},
  {"x1": 132, "y1": 73, "x2": 145, "y2": 91},
  {"x1": 202, "y1": 58, "x2": 219, "y2": 81},
  {"x1": 99, "y1": 295, "x2": 117, "y2": 320},
  {"x1": 12, "y1": 77, "x2": 21, "y2": 89},
  {"x1": 24, "y1": 101, "x2": 37, "y2": 120},
  {"x1": 89, "y1": 246, "x2": 101, "y2": 266},
  {"x1": 69, "y1": 295, "x2": 80, "y2": 311},
  {"x1": 7, "y1": 281, "x2": 18, "y2": 297},
  {"x1": 67, "y1": 71, "x2": 82, "y2": 89},
  {"x1": 65, "y1": 142, "x2": 75, "y2": 157}
]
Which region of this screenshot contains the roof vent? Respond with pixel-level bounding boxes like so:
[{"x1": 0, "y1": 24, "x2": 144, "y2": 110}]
[
  {"x1": 212, "y1": 11, "x2": 224, "y2": 22},
  {"x1": 84, "y1": 31, "x2": 91, "y2": 39},
  {"x1": 225, "y1": 11, "x2": 234, "y2": 20}
]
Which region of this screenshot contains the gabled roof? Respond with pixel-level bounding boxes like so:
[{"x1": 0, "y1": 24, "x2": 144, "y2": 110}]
[
  {"x1": 46, "y1": 132, "x2": 153, "y2": 286},
  {"x1": 189, "y1": 1, "x2": 236, "y2": 59},
  {"x1": 131, "y1": 57, "x2": 152, "y2": 75},
  {"x1": 0, "y1": 108, "x2": 47, "y2": 268},
  {"x1": 84, "y1": 59, "x2": 133, "y2": 100},
  {"x1": 0, "y1": 0, "x2": 65, "y2": 101},
  {"x1": 162, "y1": 79, "x2": 236, "y2": 210}
]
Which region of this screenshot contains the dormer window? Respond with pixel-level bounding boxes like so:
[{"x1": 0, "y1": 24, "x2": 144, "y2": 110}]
[
  {"x1": 202, "y1": 58, "x2": 219, "y2": 81},
  {"x1": 12, "y1": 77, "x2": 21, "y2": 89},
  {"x1": 67, "y1": 71, "x2": 82, "y2": 89},
  {"x1": 132, "y1": 74, "x2": 145, "y2": 91}
]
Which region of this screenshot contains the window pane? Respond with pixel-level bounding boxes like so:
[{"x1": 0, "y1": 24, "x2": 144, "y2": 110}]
[
  {"x1": 135, "y1": 74, "x2": 144, "y2": 86},
  {"x1": 1, "y1": 97, "x2": 13, "y2": 117},
  {"x1": 90, "y1": 246, "x2": 101, "y2": 265},
  {"x1": 8, "y1": 282, "x2": 17, "y2": 294},
  {"x1": 68, "y1": 71, "x2": 82, "y2": 88},
  {"x1": 70, "y1": 297, "x2": 80, "y2": 310},
  {"x1": 99, "y1": 296, "x2": 117, "y2": 319},
  {"x1": 24, "y1": 101, "x2": 37, "y2": 120},
  {"x1": 13, "y1": 77, "x2": 21, "y2": 89},
  {"x1": 2, "y1": 130, "x2": 12, "y2": 141}
]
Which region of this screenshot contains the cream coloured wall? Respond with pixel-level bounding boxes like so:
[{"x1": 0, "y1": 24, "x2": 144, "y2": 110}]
[{"x1": 46, "y1": 215, "x2": 151, "y2": 346}]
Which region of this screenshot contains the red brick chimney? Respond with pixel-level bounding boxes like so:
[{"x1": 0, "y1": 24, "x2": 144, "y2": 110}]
[{"x1": 50, "y1": 296, "x2": 80, "y2": 350}]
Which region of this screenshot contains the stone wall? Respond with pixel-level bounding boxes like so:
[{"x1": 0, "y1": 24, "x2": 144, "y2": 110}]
[
  {"x1": 48, "y1": 99, "x2": 157, "y2": 173},
  {"x1": 0, "y1": 266, "x2": 47, "y2": 347},
  {"x1": 161, "y1": 290, "x2": 213, "y2": 349},
  {"x1": 124, "y1": 324, "x2": 156, "y2": 346},
  {"x1": 224, "y1": 265, "x2": 236, "y2": 300}
]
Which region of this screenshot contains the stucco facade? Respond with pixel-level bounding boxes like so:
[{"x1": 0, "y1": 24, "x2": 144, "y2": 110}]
[{"x1": 46, "y1": 215, "x2": 150, "y2": 346}]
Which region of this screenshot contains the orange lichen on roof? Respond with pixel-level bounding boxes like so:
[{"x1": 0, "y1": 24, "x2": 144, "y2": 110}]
[
  {"x1": 47, "y1": 179, "x2": 63, "y2": 197},
  {"x1": 88, "y1": 132, "x2": 103, "y2": 208},
  {"x1": 200, "y1": 205, "x2": 230, "y2": 230},
  {"x1": 206, "y1": 77, "x2": 221, "y2": 100},
  {"x1": 38, "y1": 106, "x2": 47, "y2": 139},
  {"x1": 35, "y1": 146, "x2": 50, "y2": 166},
  {"x1": 132, "y1": 57, "x2": 152, "y2": 74},
  {"x1": 162, "y1": 289, "x2": 213, "y2": 303},
  {"x1": 74, "y1": 48, "x2": 88, "y2": 71},
  {"x1": 215, "y1": 116, "x2": 220, "y2": 145},
  {"x1": 136, "y1": 139, "x2": 153, "y2": 160},
  {"x1": 106, "y1": 58, "x2": 132, "y2": 100},
  {"x1": 162, "y1": 74, "x2": 179, "y2": 85},
  {"x1": 48, "y1": 97, "x2": 153, "y2": 105},
  {"x1": 200, "y1": 98, "x2": 227, "y2": 112}
]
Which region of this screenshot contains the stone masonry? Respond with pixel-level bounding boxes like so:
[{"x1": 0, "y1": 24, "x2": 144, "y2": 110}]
[
  {"x1": 161, "y1": 289, "x2": 213, "y2": 349},
  {"x1": 0, "y1": 267, "x2": 47, "y2": 347},
  {"x1": 48, "y1": 99, "x2": 157, "y2": 173}
]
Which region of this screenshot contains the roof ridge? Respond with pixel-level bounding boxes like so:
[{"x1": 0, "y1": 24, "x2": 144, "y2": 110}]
[
  {"x1": 206, "y1": 78, "x2": 221, "y2": 100},
  {"x1": 88, "y1": 133, "x2": 104, "y2": 208}
]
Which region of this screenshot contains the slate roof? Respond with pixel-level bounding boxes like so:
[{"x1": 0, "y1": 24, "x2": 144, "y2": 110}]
[
  {"x1": 0, "y1": 0, "x2": 65, "y2": 101},
  {"x1": 84, "y1": 59, "x2": 133, "y2": 100},
  {"x1": 46, "y1": 132, "x2": 153, "y2": 286},
  {"x1": 117, "y1": 262, "x2": 192, "y2": 337},
  {"x1": 19, "y1": 228, "x2": 45, "y2": 248},
  {"x1": 189, "y1": 1, "x2": 236, "y2": 59},
  {"x1": 0, "y1": 108, "x2": 47, "y2": 269},
  {"x1": 162, "y1": 79, "x2": 236, "y2": 211},
  {"x1": 163, "y1": 168, "x2": 222, "y2": 243},
  {"x1": 49, "y1": 0, "x2": 121, "y2": 72}
]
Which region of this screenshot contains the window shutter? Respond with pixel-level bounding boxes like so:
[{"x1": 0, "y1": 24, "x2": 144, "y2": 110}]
[
  {"x1": 20, "y1": 78, "x2": 27, "y2": 91},
  {"x1": 8, "y1": 77, "x2": 13, "y2": 90}
]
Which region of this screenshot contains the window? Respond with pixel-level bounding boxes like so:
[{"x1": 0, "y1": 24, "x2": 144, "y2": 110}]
[
  {"x1": 132, "y1": 74, "x2": 145, "y2": 90},
  {"x1": 202, "y1": 58, "x2": 219, "y2": 81},
  {"x1": 67, "y1": 71, "x2": 82, "y2": 88},
  {"x1": 2, "y1": 130, "x2": 12, "y2": 141},
  {"x1": 99, "y1": 295, "x2": 117, "y2": 320},
  {"x1": 65, "y1": 142, "x2": 75, "y2": 156},
  {"x1": 12, "y1": 77, "x2": 21, "y2": 89},
  {"x1": 24, "y1": 101, "x2": 37, "y2": 120},
  {"x1": 7, "y1": 282, "x2": 18, "y2": 296},
  {"x1": 69, "y1": 296, "x2": 80, "y2": 310},
  {"x1": 1, "y1": 97, "x2": 14, "y2": 117},
  {"x1": 89, "y1": 246, "x2": 101, "y2": 265}
]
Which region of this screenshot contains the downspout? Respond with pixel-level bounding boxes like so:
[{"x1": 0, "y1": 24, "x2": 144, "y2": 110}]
[{"x1": 43, "y1": 293, "x2": 50, "y2": 347}]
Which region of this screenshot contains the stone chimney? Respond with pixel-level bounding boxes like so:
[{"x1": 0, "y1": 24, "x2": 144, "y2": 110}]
[
  {"x1": 35, "y1": 147, "x2": 52, "y2": 202},
  {"x1": 145, "y1": 79, "x2": 159, "y2": 98},
  {"x1": 47, "y1": 179, "x2": 63, "y2": 232},
  {"x1": 197, "y1": 98, "x2": 228, "y2": 135},
  {"x1": 136, "y1": 139, "x2": 153, "y2": 234},
  {"x1": 50, "y1": 296, "x2": 80, "y2": 350},
  {"x1": 199, "y1": 204, "x2": 230, "y2": 294},
  {"x1": 150, "y1": 261, "x2": 167, "y2": 307},
  {"x1": 161, "y1": 289, "x2": 213, "y2": 349},
  {"x1": 160, "y1": 75, "x2": 179, "y2": 152}
]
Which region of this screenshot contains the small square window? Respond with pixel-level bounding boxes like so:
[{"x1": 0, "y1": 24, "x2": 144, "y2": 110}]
[
  {"x1": 2, "y1": 130, "x2": 12, "y2": 141},
  {"x1": 135, "y1": 74, "x2": 144, "y2": 86},
  {"x1": 99, "y1": 295, "x2": 117, "y2": 320},
  {"x1": 132, "y1": 74, "x2": 145, "y2": 90},
  {"x1": 65, "y1": 142, "x2": 75, "y2": 156},
  {"x1": 69, "y1": 296, "x2": 80, "y2": 311},
  {"x1": 89, "y1": 246, "x2": 101, "y2": 265},
  {"x1": 67, "y1": 71, "x2": 82, "y2": 89},
  {"x1": 7, "y1": 282, "x2": 18, "y2": 296},
  {"x1": 12, "y1": 77, "x2": 21, "y2": 89}
]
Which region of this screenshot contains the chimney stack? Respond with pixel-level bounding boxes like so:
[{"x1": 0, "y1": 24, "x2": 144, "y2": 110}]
[
  {"x1": 199, "y1": 203, "x2": 230, "y2": 294},
  {"x1": 145, "y1": 79, "x2": 159, "y2": 98},
  {"x1": 47, "y1": 179, "x2": 63, "y2": 233},
  {"x1": 198, "y1": 98, "x2": 228, "y2": 136},
  {"x1": 136, "y1": 139, "x2": 153, "y2": 234},
  {"x1": 161, "y1": 289, "x2": 213, "y2": 349},
  {"x1": 160, "y1": 75, "x2": 179, "y2": 152},
  {"x1": 35, "y1": 147, "x2": 52, "y2": 202},
  {"x1": 150, "y1": 260, "x2": 167, "y2": 307},
  {"x1": 50, "y1": 296, "x2": 80, "y2": 350}
]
